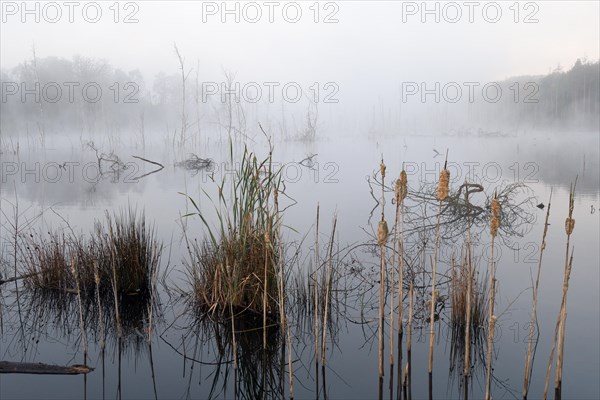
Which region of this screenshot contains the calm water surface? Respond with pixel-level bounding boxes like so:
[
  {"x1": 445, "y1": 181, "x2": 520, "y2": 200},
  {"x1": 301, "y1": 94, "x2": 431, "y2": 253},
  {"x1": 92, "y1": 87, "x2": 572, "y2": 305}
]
[{"x1": 0, "y1": 132, "x2": 598, "y2": 399}]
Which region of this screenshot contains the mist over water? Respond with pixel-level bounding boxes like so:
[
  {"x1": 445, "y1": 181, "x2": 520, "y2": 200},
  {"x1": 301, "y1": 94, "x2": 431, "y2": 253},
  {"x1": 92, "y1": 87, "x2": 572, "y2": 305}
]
[{"x1": 1, "y1": 1, "x2": 599, "y2": 399}]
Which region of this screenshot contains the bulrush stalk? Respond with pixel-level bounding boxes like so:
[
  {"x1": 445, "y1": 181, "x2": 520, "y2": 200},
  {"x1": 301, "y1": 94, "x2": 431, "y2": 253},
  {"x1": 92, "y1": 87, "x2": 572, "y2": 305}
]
[
  {"x1": 485, "y1": 193, "x2": 501, "y2": 400},
  {"x1": 377, "y1": 159, "x2": 388, "y2": 395},
  {"x1": 464, "y1": 183, "x2": 472, "y2": 400},
  {"x1": 393, "y1": 168, "x2": 408, "y2": 399},
  {"x1": 542, "y1": 182, "x2": 576, "y2": 400},
  {"x1": 523, "y1": 190, "x2": 552, "y2": 400},
  {"x1": 429, "y1": 161, "x2": 449, "y2": 398},
  {"x1": 553, "y1": 181, "x2": 576, "y2": 400}
]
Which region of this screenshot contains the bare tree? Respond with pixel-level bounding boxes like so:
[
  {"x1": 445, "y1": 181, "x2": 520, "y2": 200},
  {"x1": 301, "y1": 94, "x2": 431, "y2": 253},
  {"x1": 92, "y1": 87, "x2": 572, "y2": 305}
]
[
  {"x1": 31, "y1": 45, "x2": 45, "y2": 146},
  {"x1": 174, "y1": 43, "x2": 191, "y2": 146}
]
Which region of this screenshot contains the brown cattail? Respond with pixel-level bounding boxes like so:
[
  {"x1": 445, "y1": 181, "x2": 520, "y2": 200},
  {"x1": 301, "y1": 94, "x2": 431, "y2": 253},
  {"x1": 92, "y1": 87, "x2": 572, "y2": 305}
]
[
  {"x1": 491, "y1": 196, "x2": 501, "y2": 218},
  {"x1": 490, "y1": 196, "x2": 501, "y2": 238},
  {"x1": 377, "y1": 219, "x2": 389, "y2": 246},
  {"x1": 380, "y1": 160, "x2": 386, "y2": 179},
  {"x1": 565, "y1": 217, "x2": 575, "y2": 235},
  {"x1": 437, "y1": 169, "x2": 449, "y2": 201},
  {"x1": 396, "y1": 170, "x2": 408, "y2": 202}
]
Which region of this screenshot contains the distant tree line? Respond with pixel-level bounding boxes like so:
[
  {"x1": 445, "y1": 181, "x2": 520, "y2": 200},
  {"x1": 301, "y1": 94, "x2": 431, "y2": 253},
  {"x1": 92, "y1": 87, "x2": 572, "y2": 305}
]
[
  {"x1": 1, "y1": 55, "x2": 598, "y2": 141},
  {"x1": 473, "y1": 58, "x2": 600, "y2": 131},
  {"x1": 0, "y1": 55, "x2": 184, "y2": 141}
]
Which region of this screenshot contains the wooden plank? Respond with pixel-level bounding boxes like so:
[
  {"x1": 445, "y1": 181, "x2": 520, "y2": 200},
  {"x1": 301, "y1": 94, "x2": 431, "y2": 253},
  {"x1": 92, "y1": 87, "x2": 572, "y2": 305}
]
[{"x1": 0, "y1": 361, "x2": 93, "y2": 375}]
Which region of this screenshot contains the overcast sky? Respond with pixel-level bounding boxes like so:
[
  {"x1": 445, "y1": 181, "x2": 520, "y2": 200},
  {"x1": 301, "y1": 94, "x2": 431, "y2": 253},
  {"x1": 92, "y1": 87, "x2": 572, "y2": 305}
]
[{"x1": 1, "y1": 1, "x2": 598, "y2": 84}]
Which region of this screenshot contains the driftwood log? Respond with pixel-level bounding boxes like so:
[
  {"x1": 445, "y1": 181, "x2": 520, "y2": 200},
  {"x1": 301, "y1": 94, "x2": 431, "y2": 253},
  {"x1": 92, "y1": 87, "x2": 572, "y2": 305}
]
[{"x1": 0, "y1": 361, "x2": 93, "y2": 375}]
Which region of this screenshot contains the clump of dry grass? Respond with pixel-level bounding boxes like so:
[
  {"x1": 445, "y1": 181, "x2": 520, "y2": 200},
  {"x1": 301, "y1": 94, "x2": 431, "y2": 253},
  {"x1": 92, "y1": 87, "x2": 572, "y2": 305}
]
[
  {"x1": 22, "y1": 210, "x2": 160, "y2": 299},
  {"x1": 18, "y1": 210, "x2": 161, "y2": 357},
  {"x1": 184, "y1": 145, "x2": 282, "y2": 322}
]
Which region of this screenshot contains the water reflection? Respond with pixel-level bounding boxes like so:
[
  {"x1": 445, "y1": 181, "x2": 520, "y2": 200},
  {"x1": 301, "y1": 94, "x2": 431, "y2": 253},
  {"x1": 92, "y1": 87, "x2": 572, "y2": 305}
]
[{"x1": 0, "y1": 134, "x2": 598, "y2": 399}]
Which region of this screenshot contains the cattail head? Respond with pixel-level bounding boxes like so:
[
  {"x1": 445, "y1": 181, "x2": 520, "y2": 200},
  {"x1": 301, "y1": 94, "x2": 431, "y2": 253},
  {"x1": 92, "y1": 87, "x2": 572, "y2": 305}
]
[
  {"x1": 437, "y1": 169, "x2": 450, "y2": 201},
  {"x1": 395, "y1": 170, "x2": 408, "y2": 202},
  {"x1": 380, "y1": 160, "x2": 386, "y2": 180},
  {"x1": 490, "y1": 195, "x2": 501, "y2": 238},
  {"x1": 377, "y1": 219, "x2": 389, "y2": 246},
  {"x1": 565, "y1": 180, "x2": 577, "y2": 235},
  {"x1": 565, "y1": 217, "x2": 575, "y2": 235}
]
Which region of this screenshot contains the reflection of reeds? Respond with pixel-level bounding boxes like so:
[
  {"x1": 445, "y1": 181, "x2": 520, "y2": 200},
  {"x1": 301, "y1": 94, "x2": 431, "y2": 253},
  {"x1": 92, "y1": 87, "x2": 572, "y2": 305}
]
[
  {"x1": 194, "y1": 312, "x2": 283, "y2": 400},
  {"x1": 20, "y1": 276, "x2": 160, "y2": 358}
]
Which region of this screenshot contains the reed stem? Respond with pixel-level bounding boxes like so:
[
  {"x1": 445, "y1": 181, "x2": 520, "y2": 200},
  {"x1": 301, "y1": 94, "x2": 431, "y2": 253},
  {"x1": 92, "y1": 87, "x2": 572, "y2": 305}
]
[
  {"x1": 555, "y1": 181, "x2": 576, "y2": 399},
  {"x1": 464, "y1": 185, "x2": 472, "y2": 400},
  {"x1": 485, "y1": 193, "x2": 501, "y2": 400},
  {"x1": 430, "y1": 162, "x2": 449, "y2": 383},
  {"x1": 321, "y1": 216, "x2": 337, "y2": 366},
  {"x1": 523, "y1": 190, "x2": 552, "y2": 399},
  {"x1": 378, "y1": 159, "x2": 388, "y2": 389}
]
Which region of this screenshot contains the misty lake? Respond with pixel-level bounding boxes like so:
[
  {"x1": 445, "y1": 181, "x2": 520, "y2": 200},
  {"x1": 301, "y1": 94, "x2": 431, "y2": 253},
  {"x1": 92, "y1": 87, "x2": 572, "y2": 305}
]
[{"x1": 0, "y1": 131, "x2": 598, "y2": 400}]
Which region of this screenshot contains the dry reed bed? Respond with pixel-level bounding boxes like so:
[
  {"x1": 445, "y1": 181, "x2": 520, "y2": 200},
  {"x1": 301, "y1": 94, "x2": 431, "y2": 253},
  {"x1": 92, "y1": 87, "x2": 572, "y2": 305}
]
[
  {"x1": 14, "y1": 210, "x2": 161, "y2": 350},
  {"x1": 183, "y1": 145, "x2": 282, "y2": 322},
  {"x1": 20, "y1": 210, "x2": 160, "y2": 299}
]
